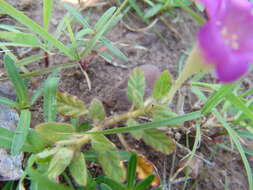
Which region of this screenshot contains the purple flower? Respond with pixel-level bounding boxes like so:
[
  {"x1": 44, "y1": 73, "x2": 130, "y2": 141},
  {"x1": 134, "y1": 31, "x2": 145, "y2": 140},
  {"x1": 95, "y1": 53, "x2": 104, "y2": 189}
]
[{"x1": 197, "y1": 0, "x2": 253, "y2": 82}]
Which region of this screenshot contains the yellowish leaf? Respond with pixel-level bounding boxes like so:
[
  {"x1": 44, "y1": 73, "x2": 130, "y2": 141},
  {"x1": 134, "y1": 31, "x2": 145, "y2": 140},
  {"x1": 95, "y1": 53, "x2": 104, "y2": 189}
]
[{"x1": 136, "y1": 154, "x2": 160, "y2": 187}]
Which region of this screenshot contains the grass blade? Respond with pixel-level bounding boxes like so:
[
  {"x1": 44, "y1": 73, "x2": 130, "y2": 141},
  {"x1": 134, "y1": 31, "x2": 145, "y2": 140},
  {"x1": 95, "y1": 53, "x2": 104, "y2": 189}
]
[
  {"x1": 17, "y1": 54, "x2": 45, "y2": 67},
  {"x1": 202, "y1": 83, "x2": 236, "y2": 115},
  {"x1": 127, "y1": 153, "x2": 137, "y2": 188},
  {"x1": 134, "y1": 175, "x2": 155, "y2": 190},
  {"x1": 95, "y1": 7, "x2": 116, "y2": 31},
  {"x1": 0, "y1": 0, "x2": 75, "y2": 58},
  {"x1": 0, "y1": 32, "x2": 42, "y2": 47},
  {"x1": 192, "y1": 86, "x2": 253, "y2": 190},
  {"x1": 0, "y1": 96, "x2": 18, "y2": 108},
  {"x1": 100, "y1": 37, "x2": 128, "y2": 62},
  {"x1": 4, "y1": 55, "x2": 29, "y2": 107},
  {"x1": 225, "y1": 94, "x2": 253, "y2": 123},
  {"x1": 43, "y1": 0, "x2": 54, "y2": 31},
  {"x1": 43, "y1": 77, "x2": 59, "y2": 122},
  {"x1": 0, "y1": 127, "x2": 36, "y2": 152},
  {"x1": 31, "y1": 70, "x2": 60, "y2": 105},
  {"x1": 0, "y1": 24, "x2": 23, "y2": 32},
  {"x1": 85, "y1": 111, "x2": 202, "y2": 135},
  {"x1": 96, "y1": 176, "x2": 127, "y2": 190},
  {"x1": 11, "y1": 109, "x2": 31, "y2": 155},
  {"x1": 61, "y1": 2, "x2": 90, "y2": 28}
]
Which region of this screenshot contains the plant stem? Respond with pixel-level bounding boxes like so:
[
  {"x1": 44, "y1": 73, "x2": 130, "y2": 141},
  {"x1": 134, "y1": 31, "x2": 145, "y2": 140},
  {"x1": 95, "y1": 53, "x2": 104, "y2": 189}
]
[
  {"x1": 97, "y1": 105, "x2": 153, "y2": 128},
  {"x1": 162, "y1": 45, "x2": 213, "y2": 104},
  {"x1": 117, "y1": 133, "x2": 131, "y2": 151},
  {"x1": 80, "y1": 0, "x2": 129, "y2": 59},
  {"x1": 69, "y1": 104, "x2": 154, "y2": 148}
]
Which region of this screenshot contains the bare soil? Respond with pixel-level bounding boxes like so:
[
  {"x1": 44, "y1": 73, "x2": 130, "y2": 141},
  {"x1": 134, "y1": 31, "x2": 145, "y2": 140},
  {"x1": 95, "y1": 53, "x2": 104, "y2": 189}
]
[{"x1": 1, "y1": 0, "x2": 251, "y2": 189}]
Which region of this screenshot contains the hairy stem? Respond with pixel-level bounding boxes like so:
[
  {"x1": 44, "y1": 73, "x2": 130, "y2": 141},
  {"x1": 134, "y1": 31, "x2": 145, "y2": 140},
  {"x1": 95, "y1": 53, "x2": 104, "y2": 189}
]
[
  {"x1": 163, "y1": 45, "x2": 213, "y2": 104},
  {"x1": 60, "y1": 104, "x2": 154, "y2": 148}
]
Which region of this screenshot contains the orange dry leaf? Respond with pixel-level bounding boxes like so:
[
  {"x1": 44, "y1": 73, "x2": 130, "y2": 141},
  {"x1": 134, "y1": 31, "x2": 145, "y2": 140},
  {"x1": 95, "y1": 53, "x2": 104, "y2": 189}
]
[{"x1": 136, "y1": 154, "x2": 160, "y2": 187}]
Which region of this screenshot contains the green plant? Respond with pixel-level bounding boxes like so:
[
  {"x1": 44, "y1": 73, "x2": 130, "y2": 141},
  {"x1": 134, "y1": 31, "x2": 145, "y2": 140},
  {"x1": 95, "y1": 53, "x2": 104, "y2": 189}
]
[
  {"x1": 0, "y1": 0, "x2": 253, "y2": 189},
  {"x1": 0, "y1": 0, "x2": 128, "y2": 78},
  {"x1": 0, "y1": 54, "x2": 198, "y2": 189},
  {"x1": 96, "y1": 153, "x2": 156, "y2": 190}
]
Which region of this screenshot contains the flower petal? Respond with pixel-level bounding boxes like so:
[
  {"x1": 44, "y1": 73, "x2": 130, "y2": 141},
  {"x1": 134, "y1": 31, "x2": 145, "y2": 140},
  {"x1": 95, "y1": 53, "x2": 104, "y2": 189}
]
[
  {"x1": 197, "y1": 21, "x2": 230, "y2": 66},
  {"x1": 216, "y1": 57, "x2": 249, "y2": 82},
  {"x1": 198, "y1": 0, "x2": 223, "y2": 17}
]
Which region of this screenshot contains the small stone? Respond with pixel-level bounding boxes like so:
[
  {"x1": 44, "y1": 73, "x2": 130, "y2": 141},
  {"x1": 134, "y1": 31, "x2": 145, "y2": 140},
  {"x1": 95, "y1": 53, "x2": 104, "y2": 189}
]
[{"x1": 0, "y1": 82, "x2": 23, "y2": 181}]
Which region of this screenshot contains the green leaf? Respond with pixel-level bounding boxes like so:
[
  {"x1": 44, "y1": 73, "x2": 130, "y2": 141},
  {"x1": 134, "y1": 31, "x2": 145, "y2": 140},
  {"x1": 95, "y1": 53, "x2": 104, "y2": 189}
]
[
  {"x1": 144, "y1": 4, "x2": 163, "y2": 18},
  {"x1": 28, "y1": 168, "x2": 71, "y2": 190},
  {"x1": 152, "y1": 71, "x2": 172, "y2": 101},
  {"x1": 85, "y1": 111, "x2": 202, "y2": 135},
  {"x1": 2, "y1": 182, "x2": 14, "y2": 190},
  {"x1": 95, "y1": 7, "x2": 116, "y2": 31},
  {"x1": 100, "y1": 37, "x2": 128, "y2": 62},
  {"x1": 31, "y1": 70, "x2": 60, "y2": 106},
  {"x1": 0, "y1": 96, "x2": 18, "y2": 108},
  {"x1": 92, "y1": 135, "x2": 126, "y2": 182},
  {"x1": 134, "y1": 175, "x2": 155, "y2": 190},
  {"x1": 84, "y1": 150, "x2": 131, "y2": 163},
  {"x1": 69, "y1": 152, "x2": 88, "y2": 186},
  {"x1": 76, "y1": 28, "x2": 94, "y2": 40},
  {"x1": 100, "y1": 184, "x2": 113, "y2": 190},
  {"x1": 61, "y1": 2, "x2": 90, "y2": 28},
  {"x1": 89, "y1": 98, "x2": 106, "y2": 121},
  {"x1": 0, "y1": 127, "x2": 14, "y2": 149},
  {"x1": 57, "y1": 92, "x2": 88, "y2": 118},
  {"x1": 167, "y1": 0, "x2": 192, "y2": 7},
  {"x1": 215, "y1": 112, "x2": 253, "y2": 190},
  {"x1": 43, "y1": 0, "x2": 54, "y2": 31},
  {"x1": 128, "y1": 0, "x2": 146, "y2": 21},
  {"x1": 192, "y1": 86, "x2": 253, "y2": 190},
  {"x1": 48, "y1": 147, "x2": 74, "y2": 179},
  {"x1": 35, "y1": 122, "x2": 75, "y2": 143},
  {"x1": 36, "y1": 147, "x2": 59, "y2": 162},
  {"x1": 43, "y1": 77, "x2": 59, "y2": 122},
  {"x1": 202, "y1": 83, "x2": 236, "y2": 115},
  {"x1": 26, "y1": 129, "x2": 49, "y2": 153},
  {"x1": 142, "y1": 129, "x2": 175, "y2": 154},
  {"x1": 4, "y1": 55, "x2": 29, "y2": 107},
  {"x1": 0, "y1": 32, "x2": 42, "y2": 47},
  {"x1": 127, "y1": 153, "x2": 137, "y2": 188},
  {"x1": 0, "y1": 0, "x2": 75, "y2": 58},
  {"x1": 17, "y1": 54, "x2": 45, "y2": 67},
  {"x1": 11, "y1": 109, "x2": 31, "y2": 155},
  {"x1": 128, "y1": 68, "x2": 146, "y2": 108},
  {"x1": 127, "y1": 119, "x2": 143, "y2": 140},
  {"x1": 0, "y1": 24, "x2": 23, "y2": 32},
  {"x1": 0, "y1": 126, "x2": 34, "y2": 152},
  {"x1": 80, "y1": 5, "x2": 124, "y2": 59},
  {"x1": 225, "y1": 94, "x2": 253, "y2": 123},
  {"x1": 96, "y1": 176, "x2": 127, "y2": 190},
  {"x1": 152, "y1": 105, "x2": 177, "y2": 121}
]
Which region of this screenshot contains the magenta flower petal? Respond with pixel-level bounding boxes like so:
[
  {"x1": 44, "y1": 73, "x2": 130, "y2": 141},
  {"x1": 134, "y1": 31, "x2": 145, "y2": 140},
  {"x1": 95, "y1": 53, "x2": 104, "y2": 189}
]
[
  {"x1": 198, "y1": 0, "x2": 220, "y2": 17},
  {"x1": 216, "y1": 57, "x2": 249, "y2": 82},
  {"x1": 197, "y1": 0, "x2": 253, "y2": 82},
  {"x1": 197, "y1": 21, "x2": 230, "y2": 65}
]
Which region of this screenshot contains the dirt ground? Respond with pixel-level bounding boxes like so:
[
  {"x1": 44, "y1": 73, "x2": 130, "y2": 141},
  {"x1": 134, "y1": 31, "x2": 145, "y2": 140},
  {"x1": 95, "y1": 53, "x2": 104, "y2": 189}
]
[{"x1": 1, "y1": 0, "x2": 251, "y2": 189}]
